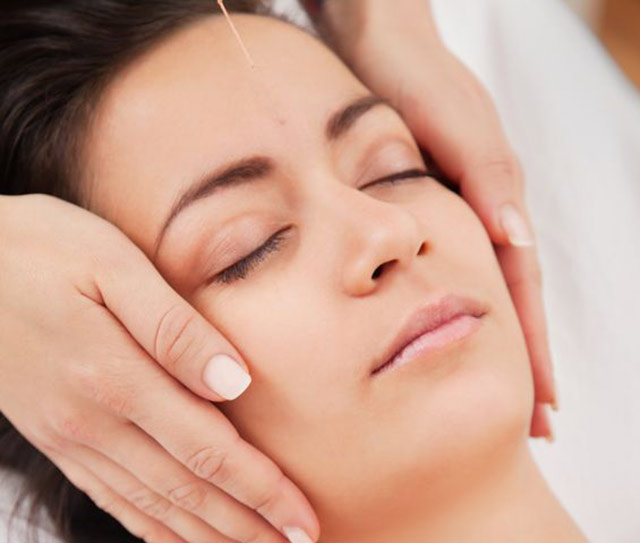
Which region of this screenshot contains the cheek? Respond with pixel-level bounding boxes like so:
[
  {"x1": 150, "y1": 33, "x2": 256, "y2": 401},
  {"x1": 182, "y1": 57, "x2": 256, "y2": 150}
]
[
  {"x1": 417, "y1": 187, "x2": 518, "y2": 319},
  {"x1": 422, "y1": 188, "x2": 496, "y2": 272},
  {"x1": 200, "y1": 281, "x2": 357, "y2": 459},
  {"x1": 201, "y1": 280, "x2": 403, "y2": 515}
]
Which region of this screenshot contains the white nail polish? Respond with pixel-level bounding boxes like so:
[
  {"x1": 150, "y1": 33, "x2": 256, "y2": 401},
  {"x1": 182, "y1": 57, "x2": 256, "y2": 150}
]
[
  {"x1": 500, "y1": 203, "x2": 534, "y2": 247},
  {"x1": 551, "y1": 387, "x2": 560, "y2": 412},
  {"x1": 202, "y1": 355, "x2": 251, "y2": 400},
  {"x1": 283, "y1": 526, "x2": 314, "y2": 543}
]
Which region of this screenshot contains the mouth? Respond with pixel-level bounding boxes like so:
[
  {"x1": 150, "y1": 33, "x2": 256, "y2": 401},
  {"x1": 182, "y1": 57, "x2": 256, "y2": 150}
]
[{"x1": 370, "y1": 293, "x2": 488, "y2": 377}]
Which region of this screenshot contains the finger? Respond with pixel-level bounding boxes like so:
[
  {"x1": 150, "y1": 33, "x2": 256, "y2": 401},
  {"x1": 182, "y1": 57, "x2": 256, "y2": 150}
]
[
  {"x1": 457, "y1": 149, "x2": 556, "y2": 406},
  {"x1": 65, "y1": 441, "x2": 242, "y2": 543},
  {"x1": 401, "y1": 79, "x2": 555, "y2": 399},
  {"x1": 395, "y1": 61, "x2": 557, "y2": 409},
  {"x1": 124, "y1": 377, "x2": 320, "y2": 543},
  {"x1": 495, "y1": 242, "x2": 556, "y2": 406},
  {"x1": 530, "y1": 402, "x2": 553, "y2": 441},
  {"x1": 441, "y1": 143, "x2": 556, "y2": 405},
  {"x1": 49, "y1": 453, "x2": 187, "y2": 543},
  {"x1": 94, "y1": 241, "x2": 251, "y2": 402},
  {"x1": 69, "y1": 344, "x2": 319, "y2": 541},
  {"x1": 89, "y1": 420, "x2": 286, "y2": 543},
  {"x1": 458, "y1": 148, "x2": 534, "y2": 249},
  {"x1": 399, "y1": 74, "x2": 531, "y2": 244}
]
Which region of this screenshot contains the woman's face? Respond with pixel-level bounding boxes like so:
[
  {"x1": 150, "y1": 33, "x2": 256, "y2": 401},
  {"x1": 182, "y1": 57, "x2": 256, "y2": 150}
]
[{"x1": 85, "y1": 15, "x2": 534, "y2": 536}]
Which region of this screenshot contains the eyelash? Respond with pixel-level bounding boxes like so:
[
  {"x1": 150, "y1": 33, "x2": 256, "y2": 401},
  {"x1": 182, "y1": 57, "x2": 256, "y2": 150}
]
[
  {"x1": 209, "y1": 168, "x2": 430, "y2": 285},
  {"x1": 209, "y1": 227, "x2": 291, "y2": 285},
  {"x1": 359, "y1": 168, "x2": 429, "y2": 190}
]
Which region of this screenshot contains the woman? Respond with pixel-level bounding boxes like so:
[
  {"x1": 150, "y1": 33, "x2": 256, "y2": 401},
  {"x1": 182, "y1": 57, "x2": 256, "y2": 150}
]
[{"x1": 0, "y1": 1, "x2": 575, "y2": 542}]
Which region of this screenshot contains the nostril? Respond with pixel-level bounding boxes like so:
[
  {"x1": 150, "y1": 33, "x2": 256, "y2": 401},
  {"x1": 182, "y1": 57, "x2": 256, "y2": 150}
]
[
  {"x1": 372, "y1": 242, "x2": 426, "y2": 280},
  {"x1": 371, "y1": 242, "x2": 427, "y2": 280},
  {"x1": 372, "y1": 259, "x2": 397, "y2": 279}
]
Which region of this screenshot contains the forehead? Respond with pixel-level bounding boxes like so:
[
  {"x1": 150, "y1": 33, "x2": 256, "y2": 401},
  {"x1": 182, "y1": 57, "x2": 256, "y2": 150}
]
[{"x1": 85, "y1": 14, "x2": 366, "y2": 251}]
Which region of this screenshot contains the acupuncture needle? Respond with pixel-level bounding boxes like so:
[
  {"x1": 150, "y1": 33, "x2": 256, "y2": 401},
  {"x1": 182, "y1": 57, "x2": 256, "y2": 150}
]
[
  {"x1": 214, "y1": 2, "x2": 289, "y2": 132},
  {"x1": 217, "y1": 0, "x2": 256, "y2": 68}
]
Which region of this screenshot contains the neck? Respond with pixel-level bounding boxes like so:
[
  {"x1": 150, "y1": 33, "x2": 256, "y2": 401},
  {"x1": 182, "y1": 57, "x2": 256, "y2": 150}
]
[{"x1": 320, "y1": 442, "x2": 586, "y2": 543}]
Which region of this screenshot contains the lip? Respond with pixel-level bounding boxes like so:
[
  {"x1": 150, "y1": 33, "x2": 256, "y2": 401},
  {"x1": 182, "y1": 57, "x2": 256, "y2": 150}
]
[{"x1": 370, "y1": 293, "x2": 488, "y2": 376}]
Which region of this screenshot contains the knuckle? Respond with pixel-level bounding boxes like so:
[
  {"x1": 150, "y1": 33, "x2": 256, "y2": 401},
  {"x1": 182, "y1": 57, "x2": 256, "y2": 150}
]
[
  {"x1": 252, "y1": 471, "x2": 285, "y2": 517},
  {"x1": 86, "y1": 372, "x2": 134, "y2": 419},
  {"x1": 530, "y1": 264, "x2": 544, "y2": 288},
  {"x1": 83, "y1": 484, "x2": 123, "y2": 519},
  {"x1": 72, "y1": 354, "x2": 137, "y2": 420},
  {"x1": 91, "y1": 224, "x2": 136, "y2": 267},
  {"x1": 127, "y1": 486, "x2": 173, "y2": 521},
  {"x1": 185, "y1": 445, "x2": 229, "y2": 483},
  {"x1": 36, "y1": 424, "x2": 69, "y2": 455},
  {"x1": 89, "y1": 237, "x2": 127, "y2": 279},
  {"x1": 475, "y1": 151, "x2": 524, "y2": 190},
  {"x1": 93, "y1": 492, "x2": 121, "y2": 518},
  {"x1": 167, "y1": 480, "x2": 207, "y2": 512},
  {"x1": 507, "y1": 262, "x2": 543, "y2": 291},
  {"x1": 53, "y1": 410, "x2": 93, "y2": 445},
  {"x1": 487, "y1": 154, "x2": 520, "y2": 178},
  {"x1": 245, "y1": 528, "x2": 274, "y2": 543},
  {"x1": 100, "y1": 387, "x2": 135, "y2": 420},
  {"x1": 456, "y1": 77, "x2": 489, "y2": 106},
  {"x1": 153, "y1": 304, "x2": 201, "y2": 373},
  {"x1": 185, "y1": 435, "x2": 239, "y2": 485},
  {"x1": 72, "y1": 360, "x2": 101, "y2": 394}
]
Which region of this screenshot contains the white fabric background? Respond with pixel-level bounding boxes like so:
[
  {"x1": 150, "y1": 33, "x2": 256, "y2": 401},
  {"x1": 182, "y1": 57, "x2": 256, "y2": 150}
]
[
  {"x1": 425, "y1": 1, "x2": 640, "y2": 541},
  {"x1": 2, "y1": 0, "x2": 639, "y2": 541}
]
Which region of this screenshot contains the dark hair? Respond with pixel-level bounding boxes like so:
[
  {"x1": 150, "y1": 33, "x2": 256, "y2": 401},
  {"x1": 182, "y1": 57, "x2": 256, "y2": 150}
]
[
  {"x1": 0, "y1": 0, "x2": 278, "y2": 205},
  {"x1": 0, "y1": 1, "x2": 287, "y2": 542}
]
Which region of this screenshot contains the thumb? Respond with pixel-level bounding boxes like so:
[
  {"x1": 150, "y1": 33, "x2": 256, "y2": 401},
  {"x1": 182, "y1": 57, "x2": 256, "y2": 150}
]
[
  {"x1": 459, "y1": 152, "x2": 535, "y2": 248},
  {"x1": 92, "y1": 242, "x2": 251, "y2": 402}
]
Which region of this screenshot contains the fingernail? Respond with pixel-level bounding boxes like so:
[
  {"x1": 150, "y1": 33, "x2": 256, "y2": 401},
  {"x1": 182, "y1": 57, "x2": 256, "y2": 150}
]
[
  {"x1": 283, "y1": 526, "x2": 314, "y2": 543},
  {"x1": 551, "y1": 377, "x2": 560, "y2": 411},
  {"x1": 500, "y1": 203, "x2": 534, "y2": 247},
  {"x1": 545, "y1": 422, "x2": 555, "y2": 444},
  {"x1": 202, "y1": 355, "x2": 251, "y2": 400}
]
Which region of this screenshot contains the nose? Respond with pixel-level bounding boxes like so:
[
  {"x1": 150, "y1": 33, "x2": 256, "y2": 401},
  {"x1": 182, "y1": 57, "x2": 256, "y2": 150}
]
[{"x1": 334, "y1": 190, "x2": 429, "y2": 296}]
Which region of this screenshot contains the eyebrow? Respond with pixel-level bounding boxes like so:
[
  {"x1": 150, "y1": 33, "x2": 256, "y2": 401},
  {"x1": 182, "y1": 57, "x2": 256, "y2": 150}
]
[{"x1": 152, "y1": 94, "x2": 391, "y2": 257}]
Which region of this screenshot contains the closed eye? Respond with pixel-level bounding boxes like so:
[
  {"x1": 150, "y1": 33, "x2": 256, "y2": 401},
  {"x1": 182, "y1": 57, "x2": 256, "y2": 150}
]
[
  {"x1": 359, "y1": 168, "x2": 430, "y2": 190},
  {"x1": 207, "y1": 168, "x2": 434, "y2": 286},
  {"x1": 207, "y1": 226, "x2": 291, "y2": 286}
]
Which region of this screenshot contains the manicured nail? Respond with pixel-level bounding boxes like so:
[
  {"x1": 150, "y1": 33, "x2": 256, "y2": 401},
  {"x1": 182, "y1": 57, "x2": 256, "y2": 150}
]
[
  {"x1": 500, "y1": 203, "x2": 534, "y2": 247},
  {"x1": 283, "y1": 526, "x2": 314, "y2": 543},
  {"x1": 551, "y1": 376, "x2": 560, "y2": 411},
  {"x1": 202, "y1": 354, "x2": 251, "y2": 400},
  {"x1": 545, "y1": 423, "x2": 555, "y2": 444}
]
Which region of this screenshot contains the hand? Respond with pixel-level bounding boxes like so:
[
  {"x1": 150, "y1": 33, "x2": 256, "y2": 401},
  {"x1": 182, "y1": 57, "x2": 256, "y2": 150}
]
[
  {"x1": 320, "y1": 0, "x2": 556, "y2": 438},
  {"x1": 0, "y1": 194, "x2": 319, "y2": 542}
]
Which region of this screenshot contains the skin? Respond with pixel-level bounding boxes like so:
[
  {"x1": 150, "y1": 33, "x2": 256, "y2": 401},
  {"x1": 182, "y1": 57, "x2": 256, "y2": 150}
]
[
  {"x1": 319, "y1": 0, "x2": 556, "y2": 438},
  {"x1": 80, "y1": 15, "x2": 584, "y2": 542}
]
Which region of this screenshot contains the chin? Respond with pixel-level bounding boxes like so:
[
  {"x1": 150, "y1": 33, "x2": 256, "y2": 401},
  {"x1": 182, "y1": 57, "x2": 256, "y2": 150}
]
[
  {"x1": 309, "y1": 366, "x2": 533, "y2": 538},
  {"x1": 375, "y1": 335, "x2": 534, "y2": 504}
]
